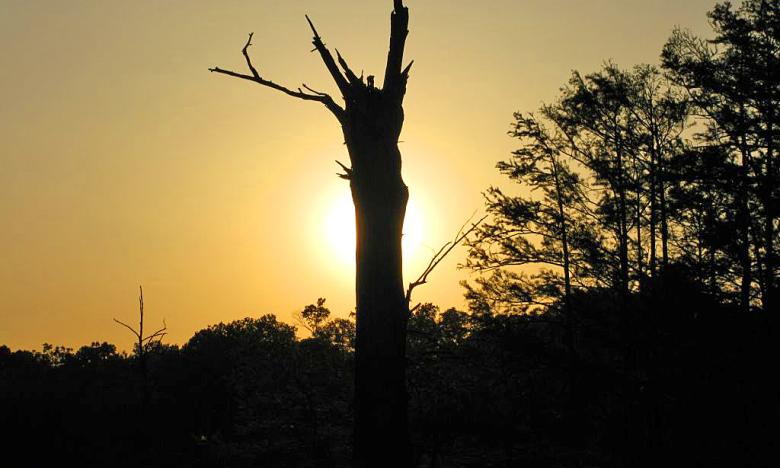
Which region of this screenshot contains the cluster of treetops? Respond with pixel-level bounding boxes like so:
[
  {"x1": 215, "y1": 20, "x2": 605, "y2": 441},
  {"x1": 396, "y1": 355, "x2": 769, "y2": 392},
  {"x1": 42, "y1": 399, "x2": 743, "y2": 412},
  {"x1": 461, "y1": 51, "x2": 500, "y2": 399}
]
[{"x1": 1, "y1": 1, "x2": 777, "y2": 467}]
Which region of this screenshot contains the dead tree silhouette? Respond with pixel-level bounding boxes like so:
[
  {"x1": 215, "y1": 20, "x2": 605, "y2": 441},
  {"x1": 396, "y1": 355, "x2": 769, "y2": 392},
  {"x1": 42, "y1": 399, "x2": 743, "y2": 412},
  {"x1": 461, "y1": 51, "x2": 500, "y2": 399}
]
[
  {"x1": 113, "y1": 285, "x2": 166, "y2": 405},
  {"x1": 113, "y1": 286, "x2": 167, "y2": 364},
  {"x1": 210, "y1": 1, "x2": 415, "y2": 465}
]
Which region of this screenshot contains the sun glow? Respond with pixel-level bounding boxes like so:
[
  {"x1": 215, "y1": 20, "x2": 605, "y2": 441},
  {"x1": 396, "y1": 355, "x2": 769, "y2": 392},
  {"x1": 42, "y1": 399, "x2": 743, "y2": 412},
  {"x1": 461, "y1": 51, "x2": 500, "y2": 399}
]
[{"x1": 324, "y1": 191, "x2": 424, "y2": 266}]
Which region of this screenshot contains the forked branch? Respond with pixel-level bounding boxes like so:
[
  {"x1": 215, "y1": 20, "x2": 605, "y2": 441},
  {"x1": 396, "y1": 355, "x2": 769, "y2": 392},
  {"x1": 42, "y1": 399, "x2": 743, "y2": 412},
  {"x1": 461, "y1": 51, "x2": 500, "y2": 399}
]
[
  {"x1": 142, "y1": 319, "x2": 168, "y2": 346},
  {"x1": 212, "y1": 1, "x2": 413, "y2": 113},
  {"x1": 335, "y1": 160, "x2": 353, "y2": 180},
  {"x1": 406, "y1": 214, "x2": 488, "y2": 312},
  {"x1": 113, "y1": 286, "x2": 167, "y2": 355},
  {"x1": 210, "y1": 33, "x2": 345, "y2": 120},
  {"x1": 336, "y1": 49, "x2": 363, "y2": 87}
]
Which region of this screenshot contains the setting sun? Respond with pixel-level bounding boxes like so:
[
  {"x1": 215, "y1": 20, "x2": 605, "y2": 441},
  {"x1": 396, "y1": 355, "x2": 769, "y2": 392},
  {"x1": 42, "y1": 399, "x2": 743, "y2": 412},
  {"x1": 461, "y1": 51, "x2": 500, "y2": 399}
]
[{"x1": 323, "y1": 191, "x2": 424, "y2": 266}]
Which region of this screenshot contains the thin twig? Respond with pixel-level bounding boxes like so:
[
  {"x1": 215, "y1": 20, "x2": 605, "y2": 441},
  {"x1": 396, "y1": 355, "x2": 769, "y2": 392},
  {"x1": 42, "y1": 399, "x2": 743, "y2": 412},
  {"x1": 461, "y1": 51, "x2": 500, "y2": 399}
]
[{"x1": 406, "y1": 213, "x2": 488, "y2": 308}]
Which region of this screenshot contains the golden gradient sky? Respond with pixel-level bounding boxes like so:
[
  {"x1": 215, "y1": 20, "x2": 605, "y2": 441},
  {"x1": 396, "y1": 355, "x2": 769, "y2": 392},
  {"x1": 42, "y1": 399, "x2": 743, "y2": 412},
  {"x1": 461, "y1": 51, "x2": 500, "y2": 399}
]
[{"x1": 0, "y1": 0, "x2": 715, "y2": 351}]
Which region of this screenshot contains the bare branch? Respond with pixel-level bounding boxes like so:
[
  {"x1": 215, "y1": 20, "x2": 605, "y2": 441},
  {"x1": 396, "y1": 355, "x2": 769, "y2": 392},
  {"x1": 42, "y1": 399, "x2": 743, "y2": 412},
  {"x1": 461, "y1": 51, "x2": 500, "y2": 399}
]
[
  {"x1": 301, "y1": 84, "x2": 329, "y2": 96},
  {"x1": 305, "y1": 15, "x2": 351, "y2": 97},
  {"x1": 406, "y1": 213, "x2": 488, "y2": 307},
  {"x1": 336, "y1": 49, "x2": 362, "y2": 86},
  {"x1": 142, "y1": 331, "x2": 166, "y2": 344},
  {"x1": 141, "y1": 319, "x2": 167, "y2": 344},
  {"x1": 383, "y1": 0, "x2": 410, "y2": 94},
  {"x1": 398, "y1": 60, "x2": 414, "y2": 97},
  {"x1": 113, "y1": 318, "x2": 141, "y2": 340},
  {"x1": 241, "y1": 33, "x2": 260, "y2": 79},
  {"x1": 304, "y1": 14, "x2": 322, "y2": 40},
  {"x1": 335, "y1": 160, "x2": 353, "y2": 180},
  {"x1": 401, "y1": 60, "x2": 414, "y2": 78},
  {"x1": 210, "y1": 33, "x2": 345, "y2": 120}
]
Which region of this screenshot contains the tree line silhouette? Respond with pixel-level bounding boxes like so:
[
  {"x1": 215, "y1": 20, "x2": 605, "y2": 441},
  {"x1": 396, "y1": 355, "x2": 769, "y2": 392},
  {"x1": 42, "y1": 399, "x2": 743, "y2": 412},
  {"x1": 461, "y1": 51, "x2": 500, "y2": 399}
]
[{"x1": 1, "y1": 1, "x2": 777, "y2": 467}]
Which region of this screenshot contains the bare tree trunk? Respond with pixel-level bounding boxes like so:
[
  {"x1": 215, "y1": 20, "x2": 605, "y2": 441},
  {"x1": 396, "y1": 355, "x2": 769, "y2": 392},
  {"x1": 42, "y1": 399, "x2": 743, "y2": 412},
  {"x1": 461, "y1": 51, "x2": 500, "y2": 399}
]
[
  {"x1": 552, "y1": 154, "x2": 580, "y2": 441},
  {"x1": 638, "y1": 81, "x2": 661, "y2": 280},
  {"x1": 210, "y1": 2, "x2": 415, "y2": 466},
  {"x1": 634, "y1": 152, "x2": 644, "y2": 287},
  {"x1": 649, "y1": 140, "x2": 658, "y2": 279},
  {"x1": 738, "y1": 162, "x2": 752, "y2": 313},
  {"x1": 738, "y1": 104, "x2": 753, "y2": 313},
  {"x1": 659, "y1": 150, "x2": 669, "y2": 269},
  {"x1": 762, "y1": 115, "x2": 774, "y2": 314},
  {"x1": 616, "y1": 132, "x2": 631, "y2": 298},
  {"x1": 349, "y1": 140, "x2": 412, "y2": 468}
]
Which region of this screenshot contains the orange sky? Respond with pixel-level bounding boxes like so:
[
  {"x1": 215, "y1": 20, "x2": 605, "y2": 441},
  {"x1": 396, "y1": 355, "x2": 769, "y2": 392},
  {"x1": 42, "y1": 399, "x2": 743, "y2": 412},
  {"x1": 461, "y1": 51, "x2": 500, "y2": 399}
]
[{"x1": 0, "y1": 0, "x2": 716, "y2": 351}]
